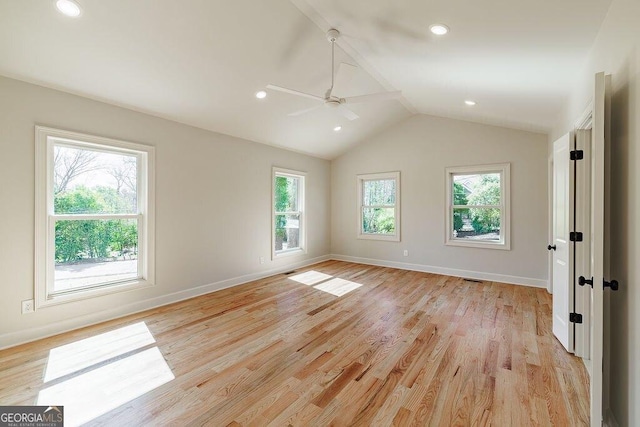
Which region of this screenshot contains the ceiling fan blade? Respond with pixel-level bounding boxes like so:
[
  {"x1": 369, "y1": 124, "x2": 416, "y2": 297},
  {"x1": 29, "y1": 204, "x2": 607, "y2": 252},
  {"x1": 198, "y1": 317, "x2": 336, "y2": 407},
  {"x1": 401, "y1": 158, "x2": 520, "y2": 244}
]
[
  {"x1": 288, "y1": 104, "x2": 324, "y2": 117},
  {"x1": 337, "y1": 105, "x2": 360, "y2": 121},
  {"x1": 342, "y1": 91, "x2": 402, "y2": 104},
  {"x1": 266, "y1": 84, "x2": 324, "y2": 102},
  {"x1": 331, "y1": 63, "x2": 358, "y2": 97}
]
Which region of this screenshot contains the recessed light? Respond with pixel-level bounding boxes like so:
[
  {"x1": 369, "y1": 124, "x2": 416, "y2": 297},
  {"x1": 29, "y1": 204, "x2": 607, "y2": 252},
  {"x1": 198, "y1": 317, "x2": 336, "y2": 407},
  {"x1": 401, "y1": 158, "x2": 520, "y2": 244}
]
[
  {"x1": 465, "y1": 100, "x2": 477, "y2": 106},
  {"x1": 429, "y1": 24, "x2": 449, "y2": 36},
  {"x1": 333, "y1": 126, "x2": 342, "y2": 132},
  {"x1": 255, "y1": 90, "x2": 267, "y2": 99},
  {"x1": 56, "y1": 0, "x2": 82, "y2": 17}
]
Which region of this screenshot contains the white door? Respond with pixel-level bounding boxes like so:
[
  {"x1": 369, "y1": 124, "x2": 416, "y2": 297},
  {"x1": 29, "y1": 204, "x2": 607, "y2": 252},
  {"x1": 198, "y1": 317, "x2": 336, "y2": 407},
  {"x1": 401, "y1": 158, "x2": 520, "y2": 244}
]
[
  {"x1": 551, "y1": 132, "x2": 574, "y2": 352},
  {"x1": 588, "y1": 71, "x2": 607, "y2": 427},
  {"x1": 574, "y1": 129, "x2": 592, "y2": 359}
]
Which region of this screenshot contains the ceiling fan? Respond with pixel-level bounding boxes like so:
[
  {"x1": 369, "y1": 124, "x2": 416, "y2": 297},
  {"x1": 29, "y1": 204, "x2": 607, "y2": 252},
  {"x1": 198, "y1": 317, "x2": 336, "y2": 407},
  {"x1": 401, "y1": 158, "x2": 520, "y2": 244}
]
[{"x1": 267, "y1": 29, "x2": 402, "y2": 121}]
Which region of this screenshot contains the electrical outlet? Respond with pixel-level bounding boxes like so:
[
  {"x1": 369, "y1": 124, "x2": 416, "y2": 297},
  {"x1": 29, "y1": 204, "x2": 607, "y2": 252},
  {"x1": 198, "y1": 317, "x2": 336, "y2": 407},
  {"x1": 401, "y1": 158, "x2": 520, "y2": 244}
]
[
  {"x1": 259, "y1": 256, "x2": 265, "y2": 264},
  {"x1": 403, "y1": 250, "x2": 409, "y2": 256},
  {"x1": 22, "y1": 299, "x2": 34, "y2": 314}
]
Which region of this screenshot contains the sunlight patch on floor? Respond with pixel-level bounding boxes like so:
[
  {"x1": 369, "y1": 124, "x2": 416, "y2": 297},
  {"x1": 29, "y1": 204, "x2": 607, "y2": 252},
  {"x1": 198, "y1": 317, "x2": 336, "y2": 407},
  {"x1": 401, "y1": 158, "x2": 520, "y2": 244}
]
[
  {"x1": 288, "y1": 270, "x2": 333, "y2": 286},
  {"x1": 313, "y1": 278, "x2": 362, "y2": 297},
  {"x1": 38, "y1": 346, "x2": 174, "y2": 427},
  {"x1": 44, "y1": 322, "x2": 155, "y2": 382},
  {"x1": 288, "y1": 271, "x2": 363, "y2": 297}
]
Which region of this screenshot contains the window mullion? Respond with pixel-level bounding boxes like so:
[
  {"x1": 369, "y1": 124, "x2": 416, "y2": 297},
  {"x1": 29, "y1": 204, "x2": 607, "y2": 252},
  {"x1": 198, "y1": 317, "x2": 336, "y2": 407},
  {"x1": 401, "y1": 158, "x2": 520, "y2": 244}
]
[
  {"x1": 275, "y1": 211, "x2": 301, "y2": 216},
  {"x1": 52, "y1": 213, "x2": 141, "y2": 221},
  {"x1": 362, "y1": 204, "x2": 394, "y2": 209},
  {"x1": 451, "y1": 205, "x2": 501, "y2": 209}
]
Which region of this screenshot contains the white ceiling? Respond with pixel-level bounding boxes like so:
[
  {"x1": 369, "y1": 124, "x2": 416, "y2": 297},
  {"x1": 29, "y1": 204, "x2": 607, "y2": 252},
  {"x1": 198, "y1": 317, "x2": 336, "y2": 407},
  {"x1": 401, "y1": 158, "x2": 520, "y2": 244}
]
[{"x1": 0, "y1": 0, "x2": 612, "y2": 159}]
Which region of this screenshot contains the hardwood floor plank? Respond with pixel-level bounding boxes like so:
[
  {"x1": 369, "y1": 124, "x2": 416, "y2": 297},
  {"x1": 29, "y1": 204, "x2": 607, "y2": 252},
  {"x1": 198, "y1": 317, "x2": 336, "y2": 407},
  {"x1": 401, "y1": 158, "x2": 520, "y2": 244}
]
[
  {"x1": 264, "y1": 381, "x2": 325, "y2": 426},
  {"x1": 0, "y1": 261, "x2": 590, "y2": 426},
  {"x1": 323, "y1": 375, "x2": 383, "y2": 425},
  {"x1": 392, "y1": 406, "x2": 413, "y2": 426}
]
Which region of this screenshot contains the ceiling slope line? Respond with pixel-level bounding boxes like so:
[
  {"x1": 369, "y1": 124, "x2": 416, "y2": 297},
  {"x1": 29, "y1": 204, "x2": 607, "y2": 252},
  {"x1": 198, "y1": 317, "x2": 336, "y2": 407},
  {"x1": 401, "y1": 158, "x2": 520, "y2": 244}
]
[{"x1": 288, "y1": 0, "x2": 418, "y2": 114}]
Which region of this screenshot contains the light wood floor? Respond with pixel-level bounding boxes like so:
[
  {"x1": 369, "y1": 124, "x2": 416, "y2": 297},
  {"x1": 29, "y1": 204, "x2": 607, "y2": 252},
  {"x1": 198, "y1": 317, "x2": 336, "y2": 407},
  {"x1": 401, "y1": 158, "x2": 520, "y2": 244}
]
[{"x1": 0, "y1": 261, "x2": 589, "y2": 426}]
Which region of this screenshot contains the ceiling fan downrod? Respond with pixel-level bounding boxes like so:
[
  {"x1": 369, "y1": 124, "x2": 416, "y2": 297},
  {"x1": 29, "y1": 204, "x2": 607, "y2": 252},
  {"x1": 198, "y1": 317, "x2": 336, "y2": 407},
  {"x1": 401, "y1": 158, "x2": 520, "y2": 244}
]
[{"x1": 327, "y1": 29, "x2": 340, "y2": 96}]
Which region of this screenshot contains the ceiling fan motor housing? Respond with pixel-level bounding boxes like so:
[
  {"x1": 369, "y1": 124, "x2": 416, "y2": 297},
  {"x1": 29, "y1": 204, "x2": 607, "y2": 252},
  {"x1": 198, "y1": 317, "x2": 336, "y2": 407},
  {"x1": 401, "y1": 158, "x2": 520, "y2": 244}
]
[
  {"x1": 325, "y1": 99, "x2": 341, "y2": 108},
  {"x1": 326, "y1": 28, "x2": 340, "y2": 42}
]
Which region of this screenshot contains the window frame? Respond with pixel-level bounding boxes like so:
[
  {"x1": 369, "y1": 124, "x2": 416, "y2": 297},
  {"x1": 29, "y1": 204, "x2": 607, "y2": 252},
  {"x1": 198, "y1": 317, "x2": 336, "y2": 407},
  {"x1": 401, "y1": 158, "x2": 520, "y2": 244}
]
[
  {"x1": 356, "y1": 171, "x2": 401, "y2": 242},
  {"x1": 35, "y1": 126, "x2": 156, "y2": 308},
  {"x1": 445, "y1": 163, "x2": 510, "y2": 250},
  {"x1": 272, "y1": 167, "x2": 306, "y2": 259}
]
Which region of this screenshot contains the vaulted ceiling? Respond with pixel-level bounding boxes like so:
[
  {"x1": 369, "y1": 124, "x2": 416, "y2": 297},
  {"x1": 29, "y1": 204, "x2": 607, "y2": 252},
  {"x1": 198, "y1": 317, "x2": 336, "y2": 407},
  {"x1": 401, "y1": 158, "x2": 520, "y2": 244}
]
[{"x1": 0, "y1": 0, "x2": 612, "y2": 158}]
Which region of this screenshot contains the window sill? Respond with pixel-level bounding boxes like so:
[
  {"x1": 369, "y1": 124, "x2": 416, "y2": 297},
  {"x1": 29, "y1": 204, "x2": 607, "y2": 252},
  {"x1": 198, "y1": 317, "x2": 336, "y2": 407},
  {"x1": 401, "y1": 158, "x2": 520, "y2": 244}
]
[
  {"x1": 357, "y1": 233, "x2": 400, "y2": 242},
  {"x1": 445, "y1": 238, "x2": 510, "y2": 251},
  {"x1": 36, "y1": 278, "x2": 154, "y2": 309},
  {"x1": 273, "y1": 247, "x2": 306, "y2": 259}
]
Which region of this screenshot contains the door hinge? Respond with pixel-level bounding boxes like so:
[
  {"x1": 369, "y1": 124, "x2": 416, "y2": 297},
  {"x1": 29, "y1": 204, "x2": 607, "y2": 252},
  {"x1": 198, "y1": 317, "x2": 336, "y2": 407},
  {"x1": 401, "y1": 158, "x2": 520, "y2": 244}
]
[
  {"x1": 570, "y1": 150, "x2": 584, "y2": 160},
  {"x1": 569, "y1": 231, "x2": 583, "y2": 242},
  {"x1": 569, "y1": 313, "x2": 583, "y2": 324}
]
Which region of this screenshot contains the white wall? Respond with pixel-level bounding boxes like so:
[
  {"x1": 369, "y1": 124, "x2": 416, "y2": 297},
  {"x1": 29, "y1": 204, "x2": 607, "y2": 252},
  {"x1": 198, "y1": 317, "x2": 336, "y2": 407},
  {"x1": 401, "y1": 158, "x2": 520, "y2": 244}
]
[
  {"x1": 331, "y1": 114, "x2": 548, "y2": 287},
  {"x1": 0, "y1": 76, "x2": 331, "y2": 349},
  {"x1": 551, "y1": 0, "x2": 640, "y2": 424}
]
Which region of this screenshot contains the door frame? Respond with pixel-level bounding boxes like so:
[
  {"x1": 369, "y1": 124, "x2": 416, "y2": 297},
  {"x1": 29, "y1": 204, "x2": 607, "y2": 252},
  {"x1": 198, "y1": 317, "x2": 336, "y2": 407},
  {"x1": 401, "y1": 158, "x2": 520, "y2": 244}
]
[{"x1": 547, "y1": 153, "x2": 554, "y2": 294}]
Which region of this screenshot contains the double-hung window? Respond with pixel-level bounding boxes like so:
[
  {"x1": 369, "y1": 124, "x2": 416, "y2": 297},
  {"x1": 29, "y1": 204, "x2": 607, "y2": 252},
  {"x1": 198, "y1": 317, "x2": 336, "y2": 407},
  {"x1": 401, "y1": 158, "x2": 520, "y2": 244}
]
[
  {"x1": 272, "y1": 168, "x2": 305, "y2": 258},
  {"x1": 357, "y1": 171, "x2": 400, "y2": 241},
  {"x1": 35, "y1": 127, "x2": 155, "y2": 307},
  {"x1": 445, "y1": 163, "x2": 510, "y2": 249}
]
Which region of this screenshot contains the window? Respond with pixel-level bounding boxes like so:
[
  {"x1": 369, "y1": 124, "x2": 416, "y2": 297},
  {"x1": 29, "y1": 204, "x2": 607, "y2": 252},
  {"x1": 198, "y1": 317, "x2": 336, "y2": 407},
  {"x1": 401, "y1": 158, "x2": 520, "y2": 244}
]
[
  {"x1": 272, "y1": 168, "x2": 305, "y2": 258},
  {"x1": 445, "y1": 163, "x2": 510, "y2": 250},
  {"x1": 357, "y1": 171, "x2": 400, "y2": 241},
  {"x1": 35, "y1": 126, "x2": 155, "y2": 307}
]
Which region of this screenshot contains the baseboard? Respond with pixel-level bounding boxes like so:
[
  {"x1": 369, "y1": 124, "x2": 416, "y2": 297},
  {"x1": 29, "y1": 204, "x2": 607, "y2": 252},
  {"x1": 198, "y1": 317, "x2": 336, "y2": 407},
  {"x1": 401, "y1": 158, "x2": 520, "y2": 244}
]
[
  {"x1": 330, "y1": 254, "x2": 548, "y2": 288},
  {"x1": 0, "y1": 255, "x2": 331, "y2": 350},
  {"x1": 604, "y1": 408, "x2": 619, "y2": 427}
]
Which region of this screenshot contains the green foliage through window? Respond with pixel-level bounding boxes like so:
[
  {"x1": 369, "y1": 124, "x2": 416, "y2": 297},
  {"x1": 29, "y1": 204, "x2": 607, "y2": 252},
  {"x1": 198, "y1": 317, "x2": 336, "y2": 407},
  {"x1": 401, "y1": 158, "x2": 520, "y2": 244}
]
[
  {"x1": 274, "y1": 172, "x2": 302, "y2": 252},
  {"x1": 52, "y1": 145, "x2": 139, "y2": 264},
  {"x1": 361, "y1": 178, "x2": 397, "y2": 235},
  {"x1": 362, "y1": 208, "x2": 395, "y2": 234},
  {"x1": 453, "y1": 182, "x2": 468, "y2": 231},
  {"x1": 54, "y1": 187, "x2": 138, "y2": 263},
  {"x1": 468, "y1": 174, "x2": 500, "y2": 234},
  {"x1": 452, "y1": 173, "x2": 501, "y2": 238}
]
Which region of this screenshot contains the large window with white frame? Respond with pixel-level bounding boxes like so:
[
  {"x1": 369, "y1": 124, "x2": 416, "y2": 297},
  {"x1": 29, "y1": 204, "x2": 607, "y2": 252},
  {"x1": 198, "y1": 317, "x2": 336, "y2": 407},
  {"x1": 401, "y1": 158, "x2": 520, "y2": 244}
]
[
  {"x1": 357, "y1": 171, "x2": 400, "y2": 241},
  {"x1": 273, "y1": 167, "x2": 305, "y2": 258},
  {"x1": 35, "y1": 126, "x2": 155, "y2": 308},
  {"x1": 445, "y1": 163, "x2": 510, "y2": 250}
]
